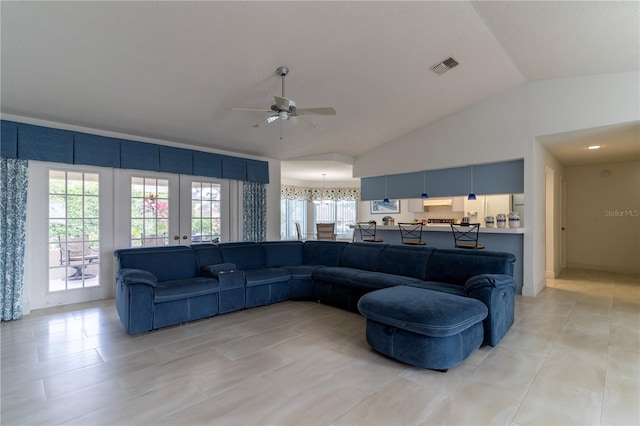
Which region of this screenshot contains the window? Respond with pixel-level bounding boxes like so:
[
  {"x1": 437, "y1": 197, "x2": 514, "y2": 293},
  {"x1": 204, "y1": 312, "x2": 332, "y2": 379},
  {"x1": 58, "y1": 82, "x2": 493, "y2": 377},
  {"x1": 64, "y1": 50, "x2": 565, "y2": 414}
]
[
  {"x1": 48, "y1": 170, "x2": 100, "y2": 291},
  {"x1": 130, "y1": 177, "x2": 169, "y2": 247},
  {"x1": 281, "y1": 198, "x2": 307, "y2": 240},
  {"x1": 191, "y1": 181, "x2": 221, "y2": 243},
  {"x1": 313, "y1": 199, "x2": 357, "y2": 239}
]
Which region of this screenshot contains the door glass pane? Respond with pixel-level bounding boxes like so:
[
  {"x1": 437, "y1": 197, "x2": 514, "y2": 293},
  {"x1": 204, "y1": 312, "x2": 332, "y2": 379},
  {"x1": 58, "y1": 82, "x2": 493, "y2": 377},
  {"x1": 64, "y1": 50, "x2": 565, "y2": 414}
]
[
  {"x1": 191, "y1": 182, "x2": 221, "y2": 243},
  {"x1": 48, "y1": 170, "x2": 100, "y2": 292},
  {"x1": 131, "y1": 177, "x2": 169, "y2": 247}
]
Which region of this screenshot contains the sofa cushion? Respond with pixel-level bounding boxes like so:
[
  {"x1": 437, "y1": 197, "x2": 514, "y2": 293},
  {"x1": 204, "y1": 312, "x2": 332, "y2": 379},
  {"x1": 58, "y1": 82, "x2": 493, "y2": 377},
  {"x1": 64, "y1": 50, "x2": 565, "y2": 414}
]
[
  {"x1": 115, "y1": 246, "x2": 199, "y2": 282},
  {"x1": 283, "y1": 265, "x2": 322, "y2": 280},
  {"x1": 376, "y1": 245, "x2": 434, "y2": 279},
  {"x1": 350, "y1": 271, "x2": 423, "y2": 290},
  {"x1": 190, "y1": 244, "x2": 223, "y2": 268},
  {"x1": 262, "y1": 241, "x2": 304, "y2": 267},
  {"x1": 405, "y1": 281, "x2": 467, "y2": 297},
  {"x1": 312, "y1": 266, "x2": 362, "y2": 285},
  {"x1": 358, "y1": 286, "x2": 488, "y2": 338},
  {"x1": 424, "y1": 249, "x2": 515, "y2": 285},
  {"x1": 303, "y1": 241, "x2": 348, "y2": 266},
  {"x1": 153, "y1": 277, "x2": 219, "y2": 303},
  {"x1": 219, "y1": 242, "x2": 266, "y2": 270},
  {"x1": 339, "y1": 242, "x2": 387, "y2": 271},
  {"x1": 244, "y1": 268, "x2": 290, "y2": 286}
]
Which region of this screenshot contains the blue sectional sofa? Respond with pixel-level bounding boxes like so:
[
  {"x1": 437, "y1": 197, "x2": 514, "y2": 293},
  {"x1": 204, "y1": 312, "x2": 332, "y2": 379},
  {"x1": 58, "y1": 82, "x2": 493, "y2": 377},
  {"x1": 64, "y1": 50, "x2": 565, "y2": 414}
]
[{"x1": 114, "y1": 241, "x2": 516, "y2": 349}]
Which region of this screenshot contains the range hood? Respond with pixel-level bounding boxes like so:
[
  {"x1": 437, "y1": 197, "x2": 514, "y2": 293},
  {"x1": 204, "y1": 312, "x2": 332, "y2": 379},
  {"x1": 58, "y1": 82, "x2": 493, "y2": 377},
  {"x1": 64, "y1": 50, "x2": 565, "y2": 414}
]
[{"x1": 422, "y1": 198, "x2": 453, "y2": 206}]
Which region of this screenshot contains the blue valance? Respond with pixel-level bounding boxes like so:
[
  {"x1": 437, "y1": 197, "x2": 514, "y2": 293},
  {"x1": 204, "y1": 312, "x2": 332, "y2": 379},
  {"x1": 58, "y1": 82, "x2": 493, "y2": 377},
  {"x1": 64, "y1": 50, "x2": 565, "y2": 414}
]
[{"x1": 0, "y1": 120, "x2": 269, "y2": 183}]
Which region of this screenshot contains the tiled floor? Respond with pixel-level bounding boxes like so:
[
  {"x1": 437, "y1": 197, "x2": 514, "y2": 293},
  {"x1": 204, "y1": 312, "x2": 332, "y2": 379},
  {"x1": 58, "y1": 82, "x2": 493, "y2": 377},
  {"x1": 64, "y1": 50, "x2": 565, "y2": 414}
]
[{"x1": 1, "y1": 269, "x2": 638, "y2": 425}]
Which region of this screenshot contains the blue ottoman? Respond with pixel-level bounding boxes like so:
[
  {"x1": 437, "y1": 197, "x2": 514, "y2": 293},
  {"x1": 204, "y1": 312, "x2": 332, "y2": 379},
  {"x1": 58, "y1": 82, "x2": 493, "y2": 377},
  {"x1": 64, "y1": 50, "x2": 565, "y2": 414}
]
[{"x1": 357, "y1": 286, "x2": 488, "y2": 371}]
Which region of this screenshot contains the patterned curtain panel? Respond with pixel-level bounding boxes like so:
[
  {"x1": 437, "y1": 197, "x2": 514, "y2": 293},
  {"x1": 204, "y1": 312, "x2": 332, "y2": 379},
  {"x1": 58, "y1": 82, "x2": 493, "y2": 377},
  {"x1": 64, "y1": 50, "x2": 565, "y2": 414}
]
[
  {"x1": 281, "y1": 185, "x2": 360, "y2": 201},
  {"x1": 243, "y1": 181, "x2": 267, "y2": 242},
  {"x1": 0, "y1": 158, "x2": 28, "y2": 321}
]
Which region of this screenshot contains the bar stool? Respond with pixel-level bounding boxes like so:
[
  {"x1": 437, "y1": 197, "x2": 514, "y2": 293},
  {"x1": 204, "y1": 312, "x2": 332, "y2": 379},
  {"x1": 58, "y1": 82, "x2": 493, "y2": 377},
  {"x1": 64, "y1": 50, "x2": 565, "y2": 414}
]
[
  {"x1": 398, "y1": 223, "x2": 426, "y2": 245},
  {"x1": 357, "y1": 221, "x2": 384, "y2": 242},
  {"x1": 450, "y1": 223, "x2": 485, "y2": 249}
]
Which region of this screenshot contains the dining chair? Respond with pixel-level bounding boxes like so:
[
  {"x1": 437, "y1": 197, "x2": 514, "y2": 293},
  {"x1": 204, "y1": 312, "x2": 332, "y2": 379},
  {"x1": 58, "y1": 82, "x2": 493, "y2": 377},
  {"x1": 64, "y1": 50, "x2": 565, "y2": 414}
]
[
  {"x1": 357, "y1": 221, "x2": 384, "y2": 242},
  {"x1": 450, "y1": 223, "x2": 485, "y2": 249},
  {"x1": 398, "y1": 223, "x2": 426, "y2": 245},
  {"x1": 316, "y1": 223, "x2": 337, "y2": 240}
]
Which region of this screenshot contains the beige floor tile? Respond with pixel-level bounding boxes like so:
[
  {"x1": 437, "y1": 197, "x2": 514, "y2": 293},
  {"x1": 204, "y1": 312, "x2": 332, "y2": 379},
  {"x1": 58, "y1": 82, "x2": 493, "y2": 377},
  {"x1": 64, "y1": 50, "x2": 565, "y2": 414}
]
[
  {"x1": 2, "y1": 270, "x2": 638, "y2": 425},
  {"x1": 606, "y1": 346, "x2": 640, "y2": 383},
  {"x1": 555, "y1": 323, "x2": 610, "y2": 357},
  {"x1": 514, "y1": 376, "x2": 602, "y2": 425},
  {"x1": 471, "y1": 347, "x2": 545, "y2": 390},
  {"x1": 421, "y1": 379, "x2": 524, "y2": 425},
  {"x1": 602, "y1": 377, "x2": 640, "y2": 425},
  {"x1": 335, "y1": 377, "x2": 447, "y2": 425},
  {"x1": 537, "y1": 346, "x2": 607, "y2": 392}
]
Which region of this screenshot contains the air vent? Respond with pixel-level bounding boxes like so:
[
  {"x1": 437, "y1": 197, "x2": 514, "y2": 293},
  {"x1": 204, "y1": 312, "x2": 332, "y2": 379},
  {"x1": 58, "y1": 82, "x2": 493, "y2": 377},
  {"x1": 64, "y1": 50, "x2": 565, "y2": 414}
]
[{"x1": 429, "y1": 57, "x2": 459, "y2": 75}]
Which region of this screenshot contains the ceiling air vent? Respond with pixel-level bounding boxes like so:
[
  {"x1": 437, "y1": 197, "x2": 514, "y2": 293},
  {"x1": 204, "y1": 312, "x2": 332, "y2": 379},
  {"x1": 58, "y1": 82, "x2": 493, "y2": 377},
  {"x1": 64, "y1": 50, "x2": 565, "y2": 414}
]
[{"x1": 429, "y1": 57, "x2": 459, "y2": 75}]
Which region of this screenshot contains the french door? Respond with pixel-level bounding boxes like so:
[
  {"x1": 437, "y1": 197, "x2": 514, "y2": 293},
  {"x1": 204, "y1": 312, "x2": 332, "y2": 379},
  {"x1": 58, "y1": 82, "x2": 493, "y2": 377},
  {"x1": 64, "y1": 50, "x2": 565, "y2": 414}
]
[{"x1": 114, "y1": 170, "x2": 228, "y2": 249}]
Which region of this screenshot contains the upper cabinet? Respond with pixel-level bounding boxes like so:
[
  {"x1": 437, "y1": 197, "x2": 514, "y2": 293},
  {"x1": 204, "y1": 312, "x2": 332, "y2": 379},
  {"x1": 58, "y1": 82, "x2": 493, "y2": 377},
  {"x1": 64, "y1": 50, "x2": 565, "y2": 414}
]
[{"x1": 360, "y1": 159, "x2": 523, "y2": 200}]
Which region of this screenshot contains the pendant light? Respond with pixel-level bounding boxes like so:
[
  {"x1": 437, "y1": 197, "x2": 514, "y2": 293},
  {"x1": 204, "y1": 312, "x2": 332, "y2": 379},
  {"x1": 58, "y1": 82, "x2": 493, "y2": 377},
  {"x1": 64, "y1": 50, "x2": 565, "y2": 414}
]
[
  {"x1": 313, "y1": 173, "x2": 328, "y2": 204},
  {"x1": 383, "y1": 175, "x2": 390, "y2": 204},
  {"x1": 468, "y1": 165, "x2": 476, "y2": 200},
  {"x1": 420, "y1": 171, "x2": 429, "y2": 199}
]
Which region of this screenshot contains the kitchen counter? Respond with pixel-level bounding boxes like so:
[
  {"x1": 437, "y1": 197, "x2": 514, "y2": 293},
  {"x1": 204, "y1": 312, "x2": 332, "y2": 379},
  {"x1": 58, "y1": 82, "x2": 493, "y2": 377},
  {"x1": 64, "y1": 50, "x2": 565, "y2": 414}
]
[
  {"x1": 366, "y1": 225, "x2": 525, "y2": 234},
  {"x1": 350, "y1": 223, "x2": 524, "y2": 293}
]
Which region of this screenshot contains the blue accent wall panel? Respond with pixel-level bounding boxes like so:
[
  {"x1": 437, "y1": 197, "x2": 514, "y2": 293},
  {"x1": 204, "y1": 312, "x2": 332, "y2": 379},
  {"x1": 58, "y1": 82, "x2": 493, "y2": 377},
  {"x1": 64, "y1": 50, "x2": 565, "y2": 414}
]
[
  {"x1": 120, "y1": 140, "x2": 159, "y2": 171},
  {"x1": 387, "y1": 171, "x2": 423, "y2": 199},
  {"x1": 426, "y1": 166, "x2": 470, "y2": 197},
  {"x1": 159, "y1": 146, "x2": 193, "y2": 175},
  {"x1": 475, "y1": 159, "x2": 524, "y2": 194},
  {"x1": 74, "y1": 133, "x2": 121, "y2": 168},
  {"x1": 193, "y1": 151, "x2": 222, "y2": 178},
  {"x1": 1, "y1": 120, "x2": 18, "y2": 158},
  {"x1": 18, "y1": 124, "x2": 74, "y2": 163},
  {"x1": 222, "y1": 155, "x2": 247, "y2": 181},
  {"x1": 246, "y1": 159, "x2": 269, "y2": 183},
  {"x1": 361, "y1": 176, "x2": 386, "y2": 201}
]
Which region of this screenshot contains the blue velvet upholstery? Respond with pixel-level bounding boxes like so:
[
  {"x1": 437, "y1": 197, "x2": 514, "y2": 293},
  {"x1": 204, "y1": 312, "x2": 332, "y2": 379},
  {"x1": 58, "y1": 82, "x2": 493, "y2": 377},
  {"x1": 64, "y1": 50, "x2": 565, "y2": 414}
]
[
  {"x1": 358, "y1": 286, "x2": 487, "y2": 370},
  {"x1": 219, "y1": 242, "x2": 265, "y2": 270},
  {"x1": 376, "y1": 245, "x2": 433, "y2": 279},
  {"x1": 358, "y1": 286, "x2": 487, "y2": 337},
  {"x1": 339, "y1": 242, "x2": 386, "y2": 271},
  {"x1": 114, "y1": 241, "x2": 517, "y2": 357},
  {"x1": 262, "y1": 241, "x2": 304, "y2": 267},
  {"x1": 302, "y1": 241, "x2": 348, "y2": 266},
  {"x1": 114, "y1": 246, "x2": 219, "y2": 334},
  {"x1": 424, "y1": 249, "x2": 515, "y2": 284}
]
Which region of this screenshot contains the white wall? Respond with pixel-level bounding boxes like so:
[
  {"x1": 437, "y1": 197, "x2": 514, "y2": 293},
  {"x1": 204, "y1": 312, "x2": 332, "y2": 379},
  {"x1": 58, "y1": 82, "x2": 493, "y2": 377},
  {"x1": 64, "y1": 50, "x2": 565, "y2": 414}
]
[
  {"x1": 353, "y1": 71, "x2": 640, "y2": 296},
  {"x1": 566, "y1": 161, "x2": 640, "y2": 274},
  {"x1": 543, "y1": 146, "x2": 566, "y2": 278}
]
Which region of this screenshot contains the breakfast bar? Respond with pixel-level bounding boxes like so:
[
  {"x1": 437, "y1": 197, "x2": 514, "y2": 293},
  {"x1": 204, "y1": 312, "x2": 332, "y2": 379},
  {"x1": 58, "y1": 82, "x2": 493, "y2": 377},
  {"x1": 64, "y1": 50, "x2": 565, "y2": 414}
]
[{"x1": 351, "y1": 224, "x2": 525, "y2": 293}]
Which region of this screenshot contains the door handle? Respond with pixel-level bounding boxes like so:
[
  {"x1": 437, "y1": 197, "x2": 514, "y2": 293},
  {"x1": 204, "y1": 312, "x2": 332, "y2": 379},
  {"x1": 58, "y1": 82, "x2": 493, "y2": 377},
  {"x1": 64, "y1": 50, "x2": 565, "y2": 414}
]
[
  {"x1": 182, "y1": 235, "x2": 188, "y2": 239},
  {"x1": 173, "y1": 235, "x2": 180, "y2": 240}
]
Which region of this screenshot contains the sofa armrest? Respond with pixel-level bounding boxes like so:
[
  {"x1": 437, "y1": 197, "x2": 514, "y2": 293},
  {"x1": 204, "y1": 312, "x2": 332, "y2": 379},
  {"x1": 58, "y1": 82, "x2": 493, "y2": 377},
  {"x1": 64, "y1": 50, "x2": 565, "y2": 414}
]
[
  {"x1": 465, "y1": 274, "x2": 515, "y2": 293},
  {"x1": 464, "y1": 274, "x2": 516, "y2": 347},
  {"x1": 201, "y1": 263, "x2": 237, "y2": 276},
  {"x1": 118, "y1": 268, "x2": 158, "y2": 287}
]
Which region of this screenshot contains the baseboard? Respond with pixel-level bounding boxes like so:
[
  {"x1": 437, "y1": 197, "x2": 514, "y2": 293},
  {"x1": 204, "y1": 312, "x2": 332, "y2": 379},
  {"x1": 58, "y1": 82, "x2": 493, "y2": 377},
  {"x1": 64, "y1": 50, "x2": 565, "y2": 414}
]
[
  {"x1": 522, "y1": 277, "x2": 546, "y2": 297},
  {"x1": 566, "y1": 262, "x2": 640, "y2": 276}
]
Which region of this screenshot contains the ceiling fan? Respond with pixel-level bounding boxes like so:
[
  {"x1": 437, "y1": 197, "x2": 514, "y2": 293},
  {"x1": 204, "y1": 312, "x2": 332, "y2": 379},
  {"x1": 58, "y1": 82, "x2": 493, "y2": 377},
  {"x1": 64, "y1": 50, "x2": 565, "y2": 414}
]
[{"x1": 230, "y1": 66, "x2": 336, "y2": 131}]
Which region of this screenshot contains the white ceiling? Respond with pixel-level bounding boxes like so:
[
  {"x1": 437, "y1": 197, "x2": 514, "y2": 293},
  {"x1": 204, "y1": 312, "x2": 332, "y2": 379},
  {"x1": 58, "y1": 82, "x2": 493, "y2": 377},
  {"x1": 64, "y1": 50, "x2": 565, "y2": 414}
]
[{"x1": 1, "y1": 1, "x2": 638, "y2": 180}]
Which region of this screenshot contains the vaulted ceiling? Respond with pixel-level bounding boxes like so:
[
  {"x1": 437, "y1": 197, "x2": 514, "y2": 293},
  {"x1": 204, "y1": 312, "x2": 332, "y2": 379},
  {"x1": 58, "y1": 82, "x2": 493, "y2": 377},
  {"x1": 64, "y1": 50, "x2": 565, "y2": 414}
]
[{"x1": 2, "y1": 1, "x2": 638, "y2": 178}]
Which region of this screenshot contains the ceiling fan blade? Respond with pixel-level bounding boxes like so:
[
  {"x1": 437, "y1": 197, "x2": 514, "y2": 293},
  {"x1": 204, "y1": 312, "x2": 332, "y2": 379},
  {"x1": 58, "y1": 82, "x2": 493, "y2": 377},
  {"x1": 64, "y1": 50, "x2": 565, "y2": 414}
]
[
  {"x1": 274, "y1": 96, "x2": 294, "y2": 111},
  {"x1": 230, "y1": 107, "x2": 273, "y2": 113},
  {"x1": 295, "y1": 107, "x2": 336, "y2": 116},
  {"x1": 253, "y1": 115, "x2": 280, "y2": 128},
  {"x1": 288, "y1": 116, "x2": 315, "y2": 131}
]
